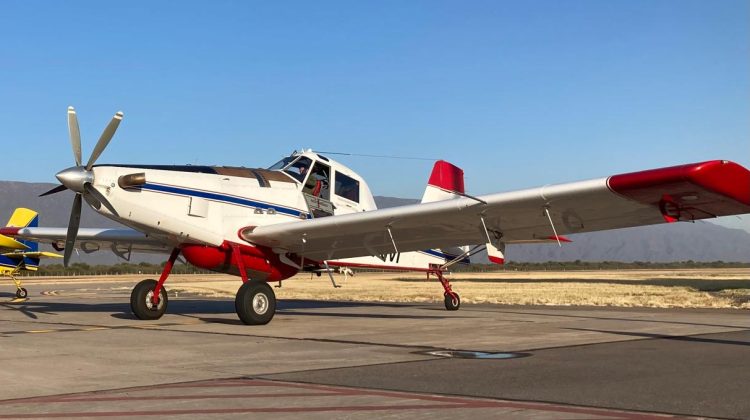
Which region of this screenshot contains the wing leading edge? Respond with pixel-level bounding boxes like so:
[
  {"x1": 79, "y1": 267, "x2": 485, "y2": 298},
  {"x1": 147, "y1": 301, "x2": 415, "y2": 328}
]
[
  {"x1": 0, "y1": 227, "x2": 173, "y2": 257},
  {"x1": 241, "y1": 160, "x2": 750, "y2": 261}
]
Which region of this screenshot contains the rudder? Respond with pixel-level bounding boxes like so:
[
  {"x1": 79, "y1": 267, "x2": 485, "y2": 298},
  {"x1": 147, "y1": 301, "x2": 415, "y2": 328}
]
[
  {"x1": 421, "y1": 160, "x2": 465, "y2": 203},
  {"x1": 6, "y1": 208, "x2": 40, "y2": 267}
]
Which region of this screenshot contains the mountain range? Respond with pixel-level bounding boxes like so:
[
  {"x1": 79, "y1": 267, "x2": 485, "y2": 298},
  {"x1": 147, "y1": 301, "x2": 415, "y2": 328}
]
[{"x1": 1, "y1": 181, "x2": 748, "y2": 263}]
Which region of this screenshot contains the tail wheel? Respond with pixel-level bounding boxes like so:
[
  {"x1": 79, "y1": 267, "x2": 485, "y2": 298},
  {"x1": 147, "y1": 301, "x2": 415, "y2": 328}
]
[
  {"x1": 130, "y1": 279, "x2": 168, "y2": 320},
  {"x1": 15, "y1": 288, "x2": 28, "y2": 299},
  {"x1": 235, "y1": 282, "x2": 276, "y2": 325},
  {"x1": 444, "y1": 292, "x2": 460, "y2": 311}
]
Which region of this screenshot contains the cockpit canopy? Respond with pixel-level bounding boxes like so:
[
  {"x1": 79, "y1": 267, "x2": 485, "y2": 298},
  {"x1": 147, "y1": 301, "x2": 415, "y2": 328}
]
[
  {"x1": 268, "y1": 151, "x2": 364, "y2": 206},
  {"x1": 268, "y1": 155, "x2": 313, "y2": 183}
]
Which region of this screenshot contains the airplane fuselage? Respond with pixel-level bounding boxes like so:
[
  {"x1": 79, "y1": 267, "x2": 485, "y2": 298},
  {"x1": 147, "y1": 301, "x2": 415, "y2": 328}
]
[{"x1": 85, "y1": 152, "x2": 458, "y2": 281}]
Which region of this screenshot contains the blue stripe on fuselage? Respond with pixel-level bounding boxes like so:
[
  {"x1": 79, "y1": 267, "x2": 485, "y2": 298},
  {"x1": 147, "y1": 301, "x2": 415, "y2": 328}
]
[
  {"x1": 138, "y1": 182, "x2": 310, "y2": 219},
  {"x1": 420, "y1": 249, "x2": 470, "y2": 264}
]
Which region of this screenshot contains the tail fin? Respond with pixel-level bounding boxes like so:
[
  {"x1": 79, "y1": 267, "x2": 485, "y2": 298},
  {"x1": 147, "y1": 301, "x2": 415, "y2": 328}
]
[
  {"x1": 422, "y1": 166, "x2": 507, "y2": 266},
  {"x1": 6, "y1": 208, "x2": 40, "y2": 267},
  {"x1": 421, "y1": 160, "x2": 465, "y2": 203}
]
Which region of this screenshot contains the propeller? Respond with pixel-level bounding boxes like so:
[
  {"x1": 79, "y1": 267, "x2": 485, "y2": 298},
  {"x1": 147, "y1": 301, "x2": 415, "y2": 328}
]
[{"x1": 40, "y1": 106, "x2": 123, "y2": 266}]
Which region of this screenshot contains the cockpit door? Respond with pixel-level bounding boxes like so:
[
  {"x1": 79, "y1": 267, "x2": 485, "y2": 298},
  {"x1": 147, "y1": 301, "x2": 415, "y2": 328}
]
[{"x1": 302, "y1": 162, "x2": 334, "y2": 218}]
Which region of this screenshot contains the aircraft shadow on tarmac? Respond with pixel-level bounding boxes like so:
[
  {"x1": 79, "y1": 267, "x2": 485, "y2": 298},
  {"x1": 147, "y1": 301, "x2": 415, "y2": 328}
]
[
  {"x1": 565, "y1": 327, "x2": 750, "y2": 347},
  {"x1": 1, "y1": 298, "x2": 452, "y2": 323}
]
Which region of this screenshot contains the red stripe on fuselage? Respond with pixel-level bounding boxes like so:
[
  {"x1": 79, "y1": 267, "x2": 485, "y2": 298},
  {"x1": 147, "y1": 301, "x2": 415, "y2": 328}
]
[
  {"x1": 324, "y1": 260, "x2": 433, "y2": 273},
  {"x1": 0, "y1": 227, "x2": 20, "y2": 236}
]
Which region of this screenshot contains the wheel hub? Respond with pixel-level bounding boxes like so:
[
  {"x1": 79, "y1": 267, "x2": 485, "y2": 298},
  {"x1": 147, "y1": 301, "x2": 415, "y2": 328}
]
[
  {"x1": 145, "y1": 290, "x2": 163, "y2": 311},
  {"x1": 253, "y1": 293, "x2": 269, "y2": 315}
]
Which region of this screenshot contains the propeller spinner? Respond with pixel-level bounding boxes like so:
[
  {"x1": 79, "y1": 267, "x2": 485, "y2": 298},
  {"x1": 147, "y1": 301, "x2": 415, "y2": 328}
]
[{"x1": 40, "y1": 106, "x2": 123, "y2": 266}]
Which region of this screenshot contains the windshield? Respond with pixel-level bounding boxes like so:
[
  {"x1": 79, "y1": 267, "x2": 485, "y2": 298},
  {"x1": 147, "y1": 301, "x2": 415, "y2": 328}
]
[
  {"x1": 268, "y1": 155, "x2": 315, "y2": 183},
  {"x1": 267, "y1": 156, "x2": 298, "y2": 171},
  {"x1": 283, "y1": 157, "x2": 313, "y2": 182}
]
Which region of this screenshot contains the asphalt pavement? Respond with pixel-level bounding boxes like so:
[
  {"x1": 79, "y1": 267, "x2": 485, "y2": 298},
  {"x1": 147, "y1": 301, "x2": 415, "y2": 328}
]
[{"x1": 0, "y1": 278, "x2": 748, "y2": 419}]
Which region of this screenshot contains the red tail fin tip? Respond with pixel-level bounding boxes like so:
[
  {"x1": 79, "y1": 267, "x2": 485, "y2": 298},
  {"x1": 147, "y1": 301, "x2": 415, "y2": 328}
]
[{"x1": 428, "y1": 160, "x2": 465, "y2": 194}]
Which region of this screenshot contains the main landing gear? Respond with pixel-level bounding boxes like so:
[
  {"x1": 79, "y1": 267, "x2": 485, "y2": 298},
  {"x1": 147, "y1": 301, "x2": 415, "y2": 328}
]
[
  {"x1": 231, "y1": 243, "x2": 276, "y2": 325},
  {"x1": 431, "y1": 267, "x2": 460, "y2": 311},
  {"x1": 235, "y1": 281, "x2": 276, "y2": 325},
  {"x1": 130, "y1": 246, "x2": 279, "y2": 325}
]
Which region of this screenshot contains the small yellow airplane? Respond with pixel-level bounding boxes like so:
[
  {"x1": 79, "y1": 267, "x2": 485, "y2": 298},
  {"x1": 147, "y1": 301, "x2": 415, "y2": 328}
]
[{"x1": 0, "y1": 208, "x2": 61, "y2": 299}]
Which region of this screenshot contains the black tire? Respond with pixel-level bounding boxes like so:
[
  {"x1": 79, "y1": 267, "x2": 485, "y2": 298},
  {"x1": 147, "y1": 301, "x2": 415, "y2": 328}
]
[
  {"x1": 16, "y1": 288, "x2": 28, "y2": 299},
  {"x1": 130, "y1": 279, "x2": 168, "y2": 320},
  {"x1": 444, "y1": 293, "x2": 460, "y2": 311},
  {"x1": 235, "y1": 282, "x2": 276, "y2": 325}
]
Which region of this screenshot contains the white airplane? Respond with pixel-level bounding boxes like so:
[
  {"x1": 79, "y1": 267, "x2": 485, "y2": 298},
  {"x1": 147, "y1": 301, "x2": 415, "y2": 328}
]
[{"x1": 2, "y1": 108, "x2": 749, "y2": 325}]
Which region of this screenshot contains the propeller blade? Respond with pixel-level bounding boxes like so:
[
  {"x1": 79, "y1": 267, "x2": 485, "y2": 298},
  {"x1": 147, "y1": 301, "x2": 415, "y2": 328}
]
[
  {"x1": 86, "y1": 111, "x2": 123, "y2": 170},
  {"x1": 67, "y1": 106, "x2": 82, "y2": 166},
  {"x1": 83, "y1": 183, "x2": 119, "y2": 216},
  {"x1": 82, "y1": 188, "x2": 102, "y2": 210},
  {"x1": 39, "y1": 184, "x2": 68, "y2": 197},
  {"x1": 63, "y1": 194, "x2": 82, "y2": 267}
]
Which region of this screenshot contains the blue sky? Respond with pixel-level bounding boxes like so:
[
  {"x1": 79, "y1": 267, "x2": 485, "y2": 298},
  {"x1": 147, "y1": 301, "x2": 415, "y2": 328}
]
[{"x1": 1, "y1": 1, "x2": 748, "y2": 220}]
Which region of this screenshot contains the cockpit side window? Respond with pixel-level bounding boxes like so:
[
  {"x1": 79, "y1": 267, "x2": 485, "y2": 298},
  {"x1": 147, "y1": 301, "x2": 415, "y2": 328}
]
[
  {"x1": 283, "y1": 157, "x2": 313, "y2": 182},
  {"x1": 334, "y1": 172, "x2": 360, "y2": 203}
]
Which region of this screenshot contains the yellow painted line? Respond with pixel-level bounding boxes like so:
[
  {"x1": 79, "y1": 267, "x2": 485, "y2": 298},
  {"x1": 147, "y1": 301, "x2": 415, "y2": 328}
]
[
  {"x1": 82, "y1": 327, "x2": 110, "y2": 331},
  {"x1": 27, "y1": 329, "x2": 56, "y2": 333}
]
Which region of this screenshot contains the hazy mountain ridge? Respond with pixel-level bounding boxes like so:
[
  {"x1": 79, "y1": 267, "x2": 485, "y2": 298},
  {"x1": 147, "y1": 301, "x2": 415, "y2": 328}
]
[{"x1": 0, "y1": 182, "x2": 747, "y2": 264}]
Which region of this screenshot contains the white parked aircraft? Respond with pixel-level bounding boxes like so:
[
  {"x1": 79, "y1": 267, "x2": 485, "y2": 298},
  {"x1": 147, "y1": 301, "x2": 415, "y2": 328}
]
[{"x1": 2, "y1": 108, "x2": 749, "y2": 324}]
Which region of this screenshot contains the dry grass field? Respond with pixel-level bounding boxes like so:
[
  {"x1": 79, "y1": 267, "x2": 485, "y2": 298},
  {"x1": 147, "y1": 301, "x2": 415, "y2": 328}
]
[{"x1": 22, "y1": 268, "x2": 750, "y2": 309}]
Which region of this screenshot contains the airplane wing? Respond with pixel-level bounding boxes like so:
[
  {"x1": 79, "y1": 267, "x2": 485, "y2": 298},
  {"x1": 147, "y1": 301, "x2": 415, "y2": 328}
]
[
  {"x1": 1, "y1": 251, "x2": 62, "y2": 259},
  {"x1": 241, "y1": 160, "x2": 750, "y2": 261},
  {"x1": 0, "y1": 227, "x2": 173, "y2": 258}
]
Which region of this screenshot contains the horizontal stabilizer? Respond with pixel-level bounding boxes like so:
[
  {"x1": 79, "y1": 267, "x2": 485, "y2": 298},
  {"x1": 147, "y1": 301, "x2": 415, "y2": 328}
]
[
  {"x1": 2, "y1": 251, "x2": 63, "y2": 259},
  {"x1": 486, "y1": 242, "x2": 505, "y2": 265},
  {"x1": 0, "y1": 234, "x2": 30, "y2": 250}
]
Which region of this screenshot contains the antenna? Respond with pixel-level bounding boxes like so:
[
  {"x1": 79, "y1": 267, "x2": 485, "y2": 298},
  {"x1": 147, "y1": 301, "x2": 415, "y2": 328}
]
[{"x1": 314, "y1": 150, "x2": 439, "y2": 162}]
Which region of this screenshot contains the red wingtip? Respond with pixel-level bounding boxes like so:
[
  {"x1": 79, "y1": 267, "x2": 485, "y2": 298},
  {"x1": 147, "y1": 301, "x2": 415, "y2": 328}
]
[
  {"x1": 608, "y1": 160, "x2": 750, "y2": 219},
  {"x1": 428, "y1": 160, "x2": 465, "y2": 194}
]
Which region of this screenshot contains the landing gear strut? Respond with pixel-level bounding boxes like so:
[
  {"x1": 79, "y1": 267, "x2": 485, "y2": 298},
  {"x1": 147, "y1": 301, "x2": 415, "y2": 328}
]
[
  {"x1": 130, "y1": 248, "x2": 180, "y2": 320},
  {"x1": 431, "y1": 265, "x2": 460, "y2": 311},
  {"x1": 10, "y1": 273, "x2": 28, "y2": 299}
]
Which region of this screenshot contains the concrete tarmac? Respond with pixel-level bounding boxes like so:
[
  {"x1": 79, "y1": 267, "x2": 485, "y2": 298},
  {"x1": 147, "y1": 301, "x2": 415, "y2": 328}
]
[{"x1": 0, "y1": 279, "x2": 748, "y2": 419}]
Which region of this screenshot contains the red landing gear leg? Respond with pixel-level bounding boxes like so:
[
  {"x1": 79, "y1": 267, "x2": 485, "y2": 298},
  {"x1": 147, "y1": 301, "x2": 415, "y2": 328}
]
[
  {"x1": 430, "y1": 264, "x2": 460, "y2": 311},
  {"x1": 130, "y1": 248, "x2": 180, "y2": 320},
  {"x1": 230, "y1": 244, "x2": 277, "y2": 325},
  {"x1": 230, "y1": 244, "x2": 249, "y2": 283},
  {"x1": 153, "y1": 248, "x2": 181, "y2": 303}
]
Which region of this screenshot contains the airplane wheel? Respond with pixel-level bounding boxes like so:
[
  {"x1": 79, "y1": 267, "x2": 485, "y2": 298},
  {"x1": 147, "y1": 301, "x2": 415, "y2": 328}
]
[
  {"x1": 16, "y1": 288, "x2": 28, "y2": 299},
  {"x1": 444, "y1": 293, "x2": 460, "y2": 311},
  {"x1": 130, "y1": 279, "x2": 168, "y2": 320},
  {"x1": 235, "y1": 282, "x2": 276, "y2": 325}
]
